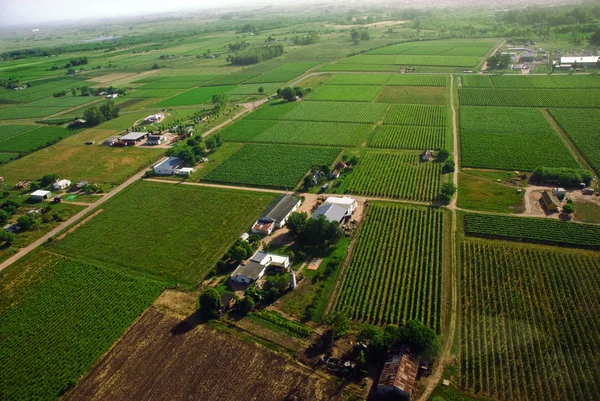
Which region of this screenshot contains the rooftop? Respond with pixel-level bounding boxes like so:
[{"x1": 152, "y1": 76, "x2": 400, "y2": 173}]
[
  {"x1": 378, "y1": 349, "x2": 420, "y2": 395},
  {"x1": 231, "y1": 261, "x2": 265, "y2": 281},
  {"x1": 31, "y1": 190, "x2": 51, "y2": 197},
  {"x1": 154, "y1": 157, "x2": 183, "y2": 170},
  {"x1": 560, "y1": 56, "x2": 599, "y2": 63},
  {"x1": 120, "y1": 132, "x2": 148, "y2": 141},
  {"x1": 311, "y1": 203, "x2": 346, "y2": 223},
  {"x1": 259, "y1": 194, "x2": 300, "y2": 223}
]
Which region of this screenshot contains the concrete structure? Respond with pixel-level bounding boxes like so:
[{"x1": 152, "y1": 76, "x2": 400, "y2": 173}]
[
  {"x1": 30, "y1": 190, "x2": 52, "y2": 202},
  {"x1": 239, "y1": 232, "x2": 250, "y2": 242},
  {"x1": 52, "y1": 179, "x2": 71, "y2": 190},
  {"x1": 290, "y1": 271, "x2": 297, "y2": 290},
  {"x1": 377, "y1": 347, "x2": 420, "y2": 401},
  {"x1": 177, "y1": 167, "x2": 194, "y2": 176},
  {"x1": 520, "y1": 51, "x2": 536, "y2": 61},
  {"x1": 146, "y1": 135, "x2": 167, "y2": 145},
  {"x1": 541, "y1": 191, "x2": 561, "y2": 212},
  {"x1": 560, "y1": 56, "x2": 599, "y2": 66},
  {"x1": 231, "y1": 251, "x2": 290, "y2": 284},
  {"x1": 311, "y1": 203, "x2": 347, "y2": 224},
  {"x1": 324, "y1": 196, "x2": 356, "y2": 215},
  {"x1": 252, "y1": 194, "x2": 301, "y2": 235},
  {"x1": 153, "y1": 157, "x2": 183, "y2": 175},
  {"x1": 119, "y1": 132, "x2": 148, "y2": 144}
]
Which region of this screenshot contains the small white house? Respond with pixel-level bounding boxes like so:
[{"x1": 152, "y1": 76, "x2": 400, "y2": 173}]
[
  {"x1": 106, "y1": 93, "x2": 118, "y2": 99},
  {"x1": 231, "y1": 251, "x2": 290, "y2": 284},
  {"x1": 153, "y1": 157, "x2": 183, "y2": 175},
  {"x1": 177, "y1": 167, "x2": 194, "y2": 176},
  {"x1": 53, "y1": 179, "x2": 71, "y2": 190},
  {"x1": 552, "y1": 187, "x2": 567, "y2": 199},
  {"x1": 143, "y1": 113, "x2": 164, "y2": 124},
  {"x1": 324, "y1": 196, "x2": 357, "y2": 215},
  {"x1": 30, "y1": 190, "x2": 52, "y2": 202}
]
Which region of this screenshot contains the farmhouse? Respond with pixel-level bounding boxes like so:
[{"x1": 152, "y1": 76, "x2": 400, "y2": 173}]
[
  {"x1": 541, "y1": 191, "x2": 561, "y2": 212},
  {"x1": 106, "y1": 93, "x2": 118, "y2": 99},
  {"x1": 324, "y1": 196, "x2": 357, "y2": 215},
  {"x1": 520, "y1": 51, "x2": 536, "y2": 61},
  {"x1": 252, "y1": 194, "x2": 301, "y2": 235},
  {"x1": 153, "y1": 157, "x2": 184, "y2": 175},
  {"x1": 30, "y1": 190, "x2": 52, "y2": 202},
  {"x1": 552, "y1": 187, "x2": 567, "y2": 199},
  {"x1": 119, "y1": 132, "x2": 148, "y2": 145},
  {"x1": 311, "y1": 203, "x2": 347, "y2": 224},
  {"x1": 230, "y1": 251, "x2": 290, "y2": 284},
  {"x1": 143, "y1": 113, "x2": 164, "y2": 124},
  {"x1": 559, "y1": 56, "x2": 599, "y2": 66},
  {"x1": 146, "y1": 134, "x2": 167, "y2": 145},
  {"x1": 377, "y1": 347, "x2": 420, "y2": 401},
  {"x1": 52, "y1": 179, "x2": 71, "y2": 190},
  {"x1": 331, "y1": 161, "x2": 347, "y2": 178},
  {"x1": 420, "y1": 150, "x2": 434, "y2": 162}
]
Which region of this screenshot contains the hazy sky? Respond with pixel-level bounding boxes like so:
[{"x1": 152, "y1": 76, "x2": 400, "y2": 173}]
[{"x1": 0, "y1": 0, "x2": 246, "y2": 27}]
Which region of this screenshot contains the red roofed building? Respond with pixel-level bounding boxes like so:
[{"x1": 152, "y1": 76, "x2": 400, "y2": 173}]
[{"x1": 377, "y1": 347, "x2": 420, "y2": 400}]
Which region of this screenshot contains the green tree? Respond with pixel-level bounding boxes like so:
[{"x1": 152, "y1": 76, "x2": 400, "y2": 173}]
[
  {"x1": 399, "y1": 319, "x2": 440, "y2": 357},
  {"x1": 360, "y1": 31, "x2": 371, "y2": 41},
  {"x1": 40, "y1": 173, "x2": 59, "y2": 187},
  {"x1": 99, "y1": 100, "x2": 119, "y2": 120},
  {"x1": 212, "y1": 93, "x2": 228, "y2": 106},
  {"x1": 563, "y1": 202, "x2": 575, "y2": 214},
  {"x1": 286, "y1": 211, "x2": 308, "y2": 237},
  {"x1": 437, "y1": 149, "x2": 450, "y2": 162},
  {"x1": 350, "y1": 29, "x2": 360, "y2": 44},
  {"x1": 440, "y1": 182, "x2": 456, "y2": 203},
  {"x1": 0, "y1": 230, "x2": 15, "y2": 245},
  {"x1": 83, "y1": 105, "x2": 106, "y2": 126},
  {"x1": 17, "y1": 215, "x2": 40, "y2": 231},
  {"x1": 151, "y1": 63, "x2": 160, "y2": 70},
  {"x1": 199, "y1": 288, "x2": 222, "y2": 318},
  {"x1": 0, "y1": 209, "x2": 9, "y2": 226},
  {"x1": 280, "y1": 87, "x2": 297, "y2": 102},
  {"x1": 442, "y1": 159, "x2": 455, "y2": 174},
  {"x1": 230, "y1": 245, "x2": 249, "y2": 263},
  {"x1": 327, "y1": 307, "x2": 351, "y2": 339},
  {"x1": 258, "y1": 87, "x2": 264, "y2": 94},
  {"x1": 236, "y1": 296, "x2": 255, "y2": 315}
]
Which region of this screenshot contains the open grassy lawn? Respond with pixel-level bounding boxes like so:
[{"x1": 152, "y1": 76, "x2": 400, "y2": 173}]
[
  {"x1": 375, "y1": 86, "x2": 447, "y2": 104},
  {"x1": 0, "y1": 251, "x2": 165, "y2": 401},
  {"x1": 53, "y1": 181, "x2": 278, "y2": 285},
  {"x1": 574, "y1": 201, "x2": 600, "y2": 224},
  {"x1": 457, "y1": 172, "x2": 525, "y2": 214}
]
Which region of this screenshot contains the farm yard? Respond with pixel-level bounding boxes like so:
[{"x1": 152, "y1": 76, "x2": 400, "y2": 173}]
[
  {"x1": 53, "y1": 181, "x2": 277, "y2": 285},
  {"x1": 460, "y1": 240, "x2": 600, "y2": 401},
  {"x1": 335, "y1": 203, "x2": 446, "y2": 331},
  {"x1": 0, "y1": 251, "x2": 164, "y2": 401}
]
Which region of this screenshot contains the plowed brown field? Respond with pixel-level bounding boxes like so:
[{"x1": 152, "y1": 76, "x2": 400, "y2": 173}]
[{"x1": 67, "y1": 308, "x2": 349, "y2": 401}]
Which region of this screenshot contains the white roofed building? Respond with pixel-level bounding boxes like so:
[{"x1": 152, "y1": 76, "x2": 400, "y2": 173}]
[
  {"x1": 30, "y1": 190, "x2": 52, "y2": 202},
  {"x1": 559, "y1": 56, "x2": 598, "y2": 66},
  {"x1": 53, "y1": 179, "x2": 71, "y2": 190},
  {"x1": 324, "y1": 196, "x2": 357, "y2": 215}
]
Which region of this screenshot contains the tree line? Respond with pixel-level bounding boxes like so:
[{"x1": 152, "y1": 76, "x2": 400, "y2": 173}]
[{"x1": 226, "y1": 44, "x2": 284, "y2": 65}]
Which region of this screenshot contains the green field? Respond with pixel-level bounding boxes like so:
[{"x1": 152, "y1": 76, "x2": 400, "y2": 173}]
[
  {"x1": 384, "y1": 104, "x2": 447, "y2": 126},
  {"x1": 461, "y1": 240, "x2": 600, "y2": 401},
  {"x1": 307, "y1": 85, "x2": 383, "y2": 102},
  {"x1": 326, "y1": 74, "x2": 391, "y2": 85},
  {"x1": 461, "y1": 75, "x2": 495, "y2": 88},
  {"x1": 227, "y1": 83, "x2": 283, "y2": 95},
  {"x1": 460, "y1": 107, "x2": 578, "y2": 171},
  {"x1": 457, "y1": 172, "x2": 524, "y2": 214},
  {"x1": 280, "y1": 101, "x2": 388, "y2": 123},
  {"x1": 459, "y1": 88, "x2": 600, "y2": 108},
  {"x1": 338, "y1": 54, "x2": 480, "y2": 67},
  {"x1": 54, "y1": 181, "x2": 277, "y2": 284},
  {"x1": 245, "y1": 62, "x2": 319, "y2": 83},
  {"x1": 0, "y1": 251, "x2": 164, "y2": 401},
  {"x1": 376, "y1": 86, "x2": 447, "y2": 105},
  {"x1": 220, "y1": 119, "x2": 371, "y2": 147},
  {"x1": 0, "y1": 106, "x2": 66, "y2": 120},
  {"x1": 369, "y1": 125, "x2": 446, "y2": 150},
  {"x1": 347, "y1": 151, "x2": 442, "y2": 201},
  {"x1": 387, "y1": 75, "x2": 448, "y2": 86},
  {"x1": 0, "y1": 126, "x2": 81, "y2": 154},
  {"x1": 549, "y1": 108, "x2": 600, "y2": 174},
  {"x1": 491, "y1": 75, "x2": 600, "y2": 88},
  {"x1": 0, "y1": 124, "x2": 39, "y2": 141},
  {"x1": 336, "y1": 203, "x2": 445, "y2": 331},
  {"x1": 464, "y1": 212, "x2": 600, "y2": 249},
  {"x1": 203, "y1": 143, "x2": 340, "y2": 189},
  {"x1": 153, "y1": 86, "x2": 236, "y2": 106},
  {"x1": 317, "y1": 63, "x2": 399, "y2": 72}
]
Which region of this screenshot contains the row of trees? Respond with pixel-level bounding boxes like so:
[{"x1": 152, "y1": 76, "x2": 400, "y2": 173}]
[
  {"x1": 291, "y1": 32, "x2": 320, "y2": 46},
  {"x1": 531, "y1": 167, "x2": 593, "y2": 187},
  {"x1": 287, "y1": 212, "x2": 343, "y2": 249},
  {"x1": 166, "y1": 133, "x2": 223, "y2": 165},
  {"x1": 350, "y1": 29, "x2": 370, "y2": 45},
  {"x1": 226, "y1": 44, "x2": 284, "y2": 65},
  {"x1": 82, "y1": 100, "x2": 119, "y2": 126},
  {"x1": 277, "y1": 86, "x2": 309, "y2": 102}
]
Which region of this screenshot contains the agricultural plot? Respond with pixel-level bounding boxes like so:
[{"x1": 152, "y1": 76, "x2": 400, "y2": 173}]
[
  {"x1": 203, "y1": 144, "x2": 340, "y2": 189},
  {"x1": 307, "y1": 85, "x2": 383, "y2": 102},
  {"x1": 491, "y1": 75, "x2": 600, "y2": 88},
  {"x1": 68, "y1": 308, "x2": 351, "y2": 401},
  {"x1": 280, "y1": 101, "x2": 388, "y2": 124},
  {"x1": 460, "y1": 107, "x2": 579, "y2": 171},
  {"x1": 387, "y1": 75, "x2": 448, "y2": 86},
  {"x1": 0, "y1": 126, "x2": 81, "y2": 154},
  {"x1": 549, "y1": 108, "x2": 600, "y2": 174},
  {"x1": 204, "y1": 74, "x2": 260, "y2": 86},
  {"x1": 136, "y1": 80, "x2": 201, "y2": 89},
  {"x1": 460, "y1": 240, "x2": 600, "y2": 401},
  {"x1": 460, "y1": 75, "x2": 494, "y2": 88},
  {"x1": 0, "y1": 124, "x2": 39, "y2": 141},
  {"x1": 384, "y1": 104, "x2": 447, "y2": 127},
  {"x1": 0, "y1": 152, "x2": 18, "y2": 163},
  {"x1": 54, "y1": 182, "x2": 277, "y2": 285},
  {"x1": 336, "y1": 203, "x2": 445, "y2": 330},
  {"x1": 0, "y1": 106, "x2": 65, "y2": 120},
  {"x1": 394, "y1": 55, "x2": 481, "y2": 67},
  {"x1": 246, "y1": 100, "x2": 300, "y2": 120},
  {"x1": 327, "y1": 74, "x2": 391, "y2": 85},
  {"x1": 366, "y1": 41, "x2": 494, "y2": 56},
  {"x1": 459, "y1": 88, "x2": 600, "y2": 108},
  {"x1": 376, "y1": 86, "x2": 447, "y2": 105},
  {"x1": 0, "y1": 251, "x2": 164, "y2": 401},
  {"x1": 220, "y1": 119, "x2": 370, "y2": 147},
  {"x1": 227, "y1": 83, "x2": 283, "y2": 95},
  {"x1": 464, "y1": 213, "x2": 600, "y2": 249},
  {"x1": 158, "y1": 74, "x2": 222, "y2": 82},
  {"x1": 245, "y1": 62, "x2": 320, "y2": 83},
  {"x1": 369, "y1": 125, "x2": 446, "y2": 150},
  {"x1": 152, "y1": 85, "x2": 236, "y2": 106},
  {"x1": 22, "y1": 96, "x2": 95, "y2": 108},
  {"x1": 130, "y1": 89, "x2": 184, "y2": 99},
  {"x1": 346, "y1": 152, "x2": 442, "y2": 201},
  {"x1": 318, "y1": 63, "x2": 399, "y2": 72},
  {"x1": 439, "y1": 47, "x2": 491, "y2": 56}
]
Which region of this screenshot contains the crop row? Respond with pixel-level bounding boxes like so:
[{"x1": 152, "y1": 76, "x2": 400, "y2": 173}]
[
  {"x1": 549, "y1": 108, "x2": 600, "y2": 175},
  {"x1": 317, "y1": 63, "x2": 399, "y2": 72},
  {"x1": 0, "y1": 124, "x2": 39, "y2": 141},
  {"x1": 346, "y1": 152, "x2": 442, "y2": 201},
  {"x1": 245, "y1": 62, "x2": 319, "y2": 84},
  {"x1": 460, "y1": 240, "x2": 600, "y2": 401},
  {"x1": 368, "y1": 42, "x2": 493, "y2": 56},
  {"x1": 282, "y1": 101, "x2": 388, "y2": 124},
  {"x1": 491, "y1": 75, "x2": 600, "y2": 89},
  {"x1": 336, "y1": 203, "x2": 445, "y2": 330},
  {"x1": 369, "y1": 125, "x2": 446, "y2": 150},
  {"x1": 463, "y1": 213, "x2": 600, "y2": 249},
  {"x1": 459, "y1": 88, "x2": 600, "y2": 108},
  {"x1": 0, "y1": 252, "x2": 164, "y2": 401},
  {"x1": 0, "y1": 126, "x2": 81, "y2": 154},
  {"x1": 307, "y1": 85, "x2": 383, "y2": 102},
  {"x1": 339, "y1": 55, "x2": 481, "y2": 67},
  {"x1": 384, "y1": 104, "x2": 447, "y2": 127},
  {"x1": 327, "y1": 74, "x2": 391, "y2": 85},
  {"x1": 249, "y1": 310, "x2": 312, "y2": 338},
  {"x1": 220, "y1": 119, "x2": 371, "y2": 147},
  {"x1": 387, "y1": 75, "x2": 448, "y2": 86},
  {"x1": 203, "y1": 143, "x2": 340, "y2": 189},
  {"x1": 459, "y1": 107, "x2": 578, "y2": 171}
]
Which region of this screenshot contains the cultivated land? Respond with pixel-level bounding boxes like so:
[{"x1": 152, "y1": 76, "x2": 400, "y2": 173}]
[{"x1": 53, "y1": 181, "x2": 277, "y2": 284}]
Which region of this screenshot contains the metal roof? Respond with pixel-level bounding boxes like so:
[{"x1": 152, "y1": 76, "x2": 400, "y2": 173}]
[
  {"x1": 560, "y1": 56, "x2": 598, "y2": 64},
  {"x1": 154, "y1": 157, "x2": 182, "y2": 170},
  {"x1": 30, "y1": 190, "x2": 51, "y2": 197},
  {"x1": 259, "y1": 195, "x2": 299, "y2": 223},
  {"x1": 311, "y1": 203, "x2": 346, "y2": 223},
  {"x1": 119, "y1": 132, "x2": 148, "y2": 141},
  {"x1": 231, "y1": 261, "x2": 265, "y2": 281}
]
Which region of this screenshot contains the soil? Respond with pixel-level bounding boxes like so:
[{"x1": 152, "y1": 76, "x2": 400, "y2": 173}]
[{"x1": 67, "y1": 308, "x2": 353, "y2": 401}]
